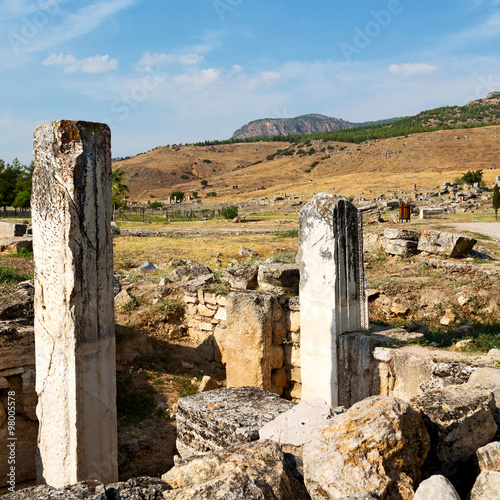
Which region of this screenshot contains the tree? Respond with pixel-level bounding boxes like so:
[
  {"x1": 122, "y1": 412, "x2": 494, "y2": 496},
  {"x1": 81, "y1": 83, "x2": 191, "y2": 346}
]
[
  {"x1": 221, "y1": 205, "x2": 238, "y2": 219},
  {"x1": 459, "y1": 169, "x2": 483, "y2": 185},
  {"x1": 200, "y1": 179, "x2": 208, "y2": 186},
  {"x1": 493, "y1": 185, "x2": 500, "y2": 220},
  {"x1": 12, "y1": 191, "x2": 31, "y2": 208},
  {"x1": 112, "y1": 166, "x2": 130, "y2": 210},
  {"x1": 171, "y1": 191, "x2": 185, "y2": 202}
]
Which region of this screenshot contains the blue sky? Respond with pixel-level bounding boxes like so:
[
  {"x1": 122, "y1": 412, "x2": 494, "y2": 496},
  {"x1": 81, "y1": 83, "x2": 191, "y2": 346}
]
[{"x1": 2, "y1": 0, "x2": 500, "y2": 164}]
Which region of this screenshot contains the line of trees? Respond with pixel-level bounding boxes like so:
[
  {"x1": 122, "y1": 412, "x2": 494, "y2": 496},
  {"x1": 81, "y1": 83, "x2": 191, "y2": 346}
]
[{"x1": 0, "y1": 158, "x2": 34, "y2": 208}]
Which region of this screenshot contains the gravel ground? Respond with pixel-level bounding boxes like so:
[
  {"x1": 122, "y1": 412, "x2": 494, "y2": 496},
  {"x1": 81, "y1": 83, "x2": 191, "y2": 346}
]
[{"x1": 451, "y1": 222, "x2": 500, "y2": 240}]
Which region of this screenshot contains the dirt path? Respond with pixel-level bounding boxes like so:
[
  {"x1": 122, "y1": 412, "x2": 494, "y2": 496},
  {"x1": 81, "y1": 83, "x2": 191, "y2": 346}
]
[{"x1": 450, "y1": 222, "x2": 500, "y2": 240}]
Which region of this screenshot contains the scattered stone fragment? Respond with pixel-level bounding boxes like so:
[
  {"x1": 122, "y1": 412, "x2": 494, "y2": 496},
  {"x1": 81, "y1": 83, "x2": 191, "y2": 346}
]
[
  {"x1": 383, "y1": 238, "x2": 418, "y2": 256},
  {"x1": 258, "y1": 261, "x2": 300, "y2": 294},
  {"x1": 383, "y1": 228, "x2": 421, "y2": 241},
  {"x1": 140, "y1": 261, "x2": 161, "y2": 271},
  {"x1": 114, "y1": 289, "x2": 135, "y2": 309},
  {"x1": 468, "y1": 367, "x2": 500, "y2": 409},
  {"x1": 239, "y1": 246, "x2": 258, "y2": 258},
  {"x1": 414, "y1": 475, "x2": 460, "y2": 500},
  {"x1": 476, "y1": 441, "x2": 500, "y2": 472},
  {"x1": 199, "y1": 375, "x2": 220, "y2": 392}
]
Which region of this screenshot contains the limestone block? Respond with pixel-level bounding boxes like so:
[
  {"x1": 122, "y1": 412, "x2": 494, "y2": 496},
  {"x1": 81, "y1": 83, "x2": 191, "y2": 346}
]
[
  {"x1": 220, "y1": 264, "x2": 259, "y2": 290},
  {"x1": 0, "y1": 221, "x2": 27, "y2": 237},
  {"x1": 204, "y1": 292, "x2": 218, "y2": 305},
  {"x1": 32, "y1": 120, "x2": 117, "y2": 486},
  {"x1": 214, "y1": 307, "x2": 226, "y2": 321},
  {"x1": 383, "y1": 238, "x2": 418, "y2": 256},
  {"x1": 414, "y1": 475, "x2": 460, "y2": 500},
  {"x1": 183, "y1": 294, "x2": 197, "y2": 304},
  {"x1": 288, "y1": 296, "x2": 300, "y2": 311},
  {"x1": 0, "y1": 237, "x2": 33, "y2": 254},
  {"x1": 0, "y1": 324, "x2": 34, "y2": 372},
  {"x1": 290, "y1": 383, "x2": 302, "y2": 400},
  {"x1": 468, "y1": 367, "x2": 500, "y2": 408},
  {"x1": 358, "y1": 203, "x2": 382, "y2": 224},
  {"x1": 298, "y1": 194, "x2": 368, "y2": 406},
  {"x1": 213, "y1": 326, "x2": 227, "y2": 364},
  {"x1": 162, "y1": 440, "x2": 309, "y2": 500},
  {"x1": 175, "y1": 387, "x2": 295, "y2": 458},
  {"x1": 418, "y1": 230, "x2": 476, "y2": 258},
  {"x1": 363, "y1": 232, "x2": 383, "y2": 253},
  {"x1": 470, "y1": 471, "x2": 500, "y2": 500},
  {"x1": 114, "y1": 289, "x2": 135, "y2": 309},
  {"x1": 289, "y1": 311, "x2": 300, "y2": 332},
  {"x1": 3, "y1": 480, "x2": 107, "y2": 499},
  {"x1": 258, "y1": 262, "x2": 299, "y2": 294},
  {"x1": 0, "y1": 415, "x2": 38, "y2": 487},
  {"x1": 383, "y1": 228, "x2": 421, "y2": 241},
  {"x1": 410, "y1": 385, "x2": 497, "y2": 462},
  {"x1": 197, "y1": 288, "x2": 204, "y2": 304},
  {"x1": 199, "y1": 322, "x2": 213, "y2": 332},
  {"x1": 303, "y1": 396, "x2": 430, "y2": 500},
  {"x1": 291, "y1": 367, "x2": 302, "y2": 384},
  {"x1": 175, "y1": 273, "x2": 214, "y2": 294},
  {"x1": 197, "y1": 304, "x2": 215, "y2": 317},
  {"x1": 420, "y1": 208, "x2": 445, "y2": 219},
  {"x1": 259, "y1": 398, "x2": 342, "y2": 454},
  {"x1": 476, "y1": 441, "x2": 500, "y2": 472},
  {"x1": 199, "y1": 375, "x2": 220, "y2": 392},
  {"x1": 217, "y1": 295, "x2": 226, "y2": 306},
  {"x1": 284, "y1": 344, "x2": 301, "y2": 368},
  {"x1": 225, "y1": 291, "x2": 280, "y2": 391}
]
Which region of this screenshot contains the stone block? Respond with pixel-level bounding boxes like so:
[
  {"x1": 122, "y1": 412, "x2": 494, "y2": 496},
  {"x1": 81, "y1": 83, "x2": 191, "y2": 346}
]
[
  {"x1": 220, "y1": 264, "x2": 259, "y2": 290},
  {"x1": 214, "y1": 307, "x2": 226, "y2": 321},
  {"x1": 197, "y1": 304, "x2": 215, "y2": 317},
  {"x1": 0, "y1": 324, "x2": 34, "y2": 372},
  {"x1": 468, "y1": 367, "x2": 500, "y2": 408},
  {"x1": 0, "y1": 237, "x2": 33, "y2": 254},
  {"x1": 0, "y1": 221, "x2": 27, "y2": 238},
  {"x1": 383, "y1": 228, "x2": 421, "y2": 241},
  {"x1": 175, "y1": 387, "x2": 295, "y2": 458},
  {"x1": 414, "y1": 475, "x2": 460, "y2": 500},
  {"x1": 476, "y1": 441, "x2": 500, "y2": 472},
  {"x1": 418, "y1": 230, "x2": 476, "y2": 258},
  {"x1": 470, "y1": 471, "x2": 500, "y2": 500},
  {"x1": 258, "y1": 262, "x2": 300, "y2": 294},
  {"x1": 383, "y1": 238, "x2": 418, "y2": 256},
  {"x1": 420, "y1": 208, "x2": 445, "y2": 219},
  {"x1": 176, "y1": 273, "x2": 214, "y2": 294}
]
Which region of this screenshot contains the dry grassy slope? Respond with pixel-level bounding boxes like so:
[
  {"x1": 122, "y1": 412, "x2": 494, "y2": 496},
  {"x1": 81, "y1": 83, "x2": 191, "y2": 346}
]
[{"x1": 114, "y1": 125, "x2": 500, "y2": 202}]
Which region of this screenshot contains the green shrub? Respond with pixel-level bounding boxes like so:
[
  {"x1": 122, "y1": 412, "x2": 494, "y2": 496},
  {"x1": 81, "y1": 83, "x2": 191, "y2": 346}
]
[{"x1": 221, "y1": 205, "x2": 238, "y2": 219}]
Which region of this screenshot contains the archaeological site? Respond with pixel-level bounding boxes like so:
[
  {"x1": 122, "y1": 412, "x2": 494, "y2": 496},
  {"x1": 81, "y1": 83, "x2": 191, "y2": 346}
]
[{"x1": 1, "y1": 118, "x2": 500, "y2": 500}]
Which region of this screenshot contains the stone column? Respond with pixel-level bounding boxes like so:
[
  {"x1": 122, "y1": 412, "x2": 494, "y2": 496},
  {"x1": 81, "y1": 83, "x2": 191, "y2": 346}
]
[
  {"x1": 32, "y1": 121, "x2": 118, "y2": 487},
  {"x1": 298, "y1": 194, "x2": 368, "y2": 406}
]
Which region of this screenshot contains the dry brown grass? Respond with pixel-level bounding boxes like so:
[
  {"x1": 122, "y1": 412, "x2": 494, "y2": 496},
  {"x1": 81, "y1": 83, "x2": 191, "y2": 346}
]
[{"x1": 115, "y1": 125, "x2": 500, "y2": 203}]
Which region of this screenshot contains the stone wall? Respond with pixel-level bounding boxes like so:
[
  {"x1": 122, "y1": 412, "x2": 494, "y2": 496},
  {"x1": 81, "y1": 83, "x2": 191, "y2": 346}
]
[{"x1": 0, "y1": 323, "x2": 37, "y2": 489}]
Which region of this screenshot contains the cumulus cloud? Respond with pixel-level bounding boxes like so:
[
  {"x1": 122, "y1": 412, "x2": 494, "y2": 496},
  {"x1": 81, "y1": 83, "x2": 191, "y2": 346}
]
[
  {"x1": 136, "y1": 51, "x2": 204, "y2": 72},
  {"x1": 43, "y1": 53, "x2": 118, "y2": 73},
  {"x1": 389, "y1": 63, "x2": 439, "y2": 76}
]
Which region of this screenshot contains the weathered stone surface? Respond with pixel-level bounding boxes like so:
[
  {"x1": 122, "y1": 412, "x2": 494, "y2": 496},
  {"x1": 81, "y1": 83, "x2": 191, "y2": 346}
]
[
  {"x1": 470, "y1": 470, "x2": 500, "y2": 500},
  {"x1": 476, "y1": 441, "x2": 500, "y2": 472},
  {"x1": 220, "y1": 264, "x2": 259, "y2": 290},
  {"x1": 175, "y1": 386, "x2": 295, "y2": 459},
  {"x1": 199, "y1": 375, "x2": 220, "y2": 392},
  {"x1": 225, "y1": 291, "x2": 284, "y2": 391},
  {"x1": 303, "y1": 396, "x2": 430, "y2": 500},
  {"x1": 383, "y1": 228, "x2": 421, "y2": 241},
  {"x1": 106, "y1": 476, "x2": 171, "y2": 499},
  {"x1": 0, "y1": 221, "x2": 28, "y2": 238},
  {"x1": 258, "y1": 261, "x2": 300, "y2": 294},
  {"x1": 363, "y1": 233, "x2": 383, "y2": 253},
  {"x1": 0, "y1": 324, "x2": 34, "y2": 371},
  {"x1": 358, "y1": 203, "x2": 382, "y2": 224},
  {"x1": 420, "y1": 208, "x2": 445, "y2": 219},
  {"x1": 259, "y1": 398, "x2": 343, "y2": 455},
  {"x1": 32, "y1": 120, "x2": 117, "y2": 486},
  {"x1": 413, "y1": 475, "x2": 460, "y2": 500},
  {"x1": 0, "y1": 281, "x2": 34, "y2": 321},
  {"x1": 468, "y1": 367, "x2": 500, "y2": 408},
  {"x1": 298, "y1": 194, "x2": 368, "y2": 406},
  {"x1": 140, "y1": 261, "x2": 161, "y2": 271},
  {"x1": 175, "y1": 273, "x2": 214, "y2": 293},
  {"x1": 410, "y1": 385, "x2": 497, "y2": 462},
  {"x1": 162, "y1": 440, "x2": 309, "y2": 500},
  {"x1": 114, "y1": 289, "x2": 135, "y2": 309},
  {"x1": 0, "y1": 415, "x2": 38, "y2": 487},
  {"x1": 383, "y1": 238, "x2": 418, "y2": 256},
  {"x1": 239, "y1": 246, "x2": 258, "y2": 258},
  {"x1": 2, "y1": 480, "x2": 106, "y2": 499},
  {"x1": 417, "y1": 230, "x2": 476, "y2": 258}
]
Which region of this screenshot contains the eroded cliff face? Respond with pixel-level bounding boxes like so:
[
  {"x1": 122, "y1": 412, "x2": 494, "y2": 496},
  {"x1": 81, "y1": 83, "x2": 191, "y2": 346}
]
[{"x1": 232, "y1": 114, "x2": 357, "y2": 139}]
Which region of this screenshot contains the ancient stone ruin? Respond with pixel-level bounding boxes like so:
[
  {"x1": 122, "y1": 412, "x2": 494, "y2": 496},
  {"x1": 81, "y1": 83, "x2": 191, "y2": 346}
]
[
  {"x1": 31, "y1": 121, "x2": 118, "y2": 486},
  {"x1": 298, "y1": 194, "x2": 368, "y2": 405}
]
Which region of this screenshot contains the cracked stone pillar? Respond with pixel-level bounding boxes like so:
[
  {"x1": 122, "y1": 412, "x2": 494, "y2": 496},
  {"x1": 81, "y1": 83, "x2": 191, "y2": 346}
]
[
  {"x1": 32, "y1": 121, "x2": 118, "y2": 487},
  {"x1": 298, "y1": 194, "x2": 368, "y2": 406}
]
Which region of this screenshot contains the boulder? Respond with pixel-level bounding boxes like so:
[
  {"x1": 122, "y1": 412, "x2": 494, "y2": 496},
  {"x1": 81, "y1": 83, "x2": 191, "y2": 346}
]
[
  {"x1": 114, "y1": 289, "x2": 135, "y2": 309},
  {"x1": 175, "y1": 387, "x2": 295, "y2": 459},
  {"x1": 140, "y1": 261, "x2": 161, "y2": 271},
  {"x1": 239, "y1": 246, "x2": 258, "y2": 258},
  {"x1": 470, "y1": 470, "x2": 500, "y2": 500},
  {"x1": 303, "y1": 396, "x2": 430, "y2": 500},
  {"x1": 258, "y1": 262, "x2": 300, "y2": 294},
  {"x1": 198, "y1": 375, "x2": 220, "y2": 392},
  {"x1": 417, "y1": 230, "x2": 476, "y2": 258},
  {"x1": 358, "y1": 203, "x2": 382, "y2": 224},
  {"x1": 476, "y1": 441, "x2": 500, "y2": 472},
  {"x1": 383, "y1": 229, "x2": 421, "y2": 241},
  {"x1": 414, "y1": 475, "x2": 460, "y2": 500},
  {"x1": 468, "y1": 367, "x2": 500, "y2": 408},
  {"x1": 363, "y1": 233, "x2": 383, "y2": 253},
  {"x1": 0, "y1": 281, "x2": 34, "y2": 321},
  {"x1": 410, "y1": 385, "x2": 497, "y2": 463},
  {"x1": 383, "y1": 239, "x2": 418, "y2": 257},
  {"x1": 175, "y1": 273, "x2": 214, "y2": 294},
  {"x1": 259, "y1": 398, "x2": 344, "y2": 455},
  {"x1": 162, "y1": 440, "x2": 309, "y2": 500},
  {"x1": 219, "y1": 264, "x2": 259, "y2": 290}
]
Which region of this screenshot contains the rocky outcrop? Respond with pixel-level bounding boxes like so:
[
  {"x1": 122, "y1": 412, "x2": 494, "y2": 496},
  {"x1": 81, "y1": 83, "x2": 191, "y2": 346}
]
[
  {"x1": 162, "y1": 440, "x2": 310, "y2": 499},
  {"x1": 232, "y1": 113, "x2": 357, "y2": 140},
  {"x1": 303, "y1": 396, "x2": 430, "y2": 499},
  {"x1": 417, "y1": 230, "x2": 476, "y2": 258},
  {"x1": 175, "y1": 387, "x2": 295, "y2": 459}
]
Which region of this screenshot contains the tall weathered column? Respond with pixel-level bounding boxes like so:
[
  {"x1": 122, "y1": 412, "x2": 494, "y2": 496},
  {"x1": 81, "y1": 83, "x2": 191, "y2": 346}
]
[
  {"x1": 298, "y1": 193, "x2": 368, "y2": 406},
  {"x1": 32, "y1": 121, "x2": 118, "y2": 487}
]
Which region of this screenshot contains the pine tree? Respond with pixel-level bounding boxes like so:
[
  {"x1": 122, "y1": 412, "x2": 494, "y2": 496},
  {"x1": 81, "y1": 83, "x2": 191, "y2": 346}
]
[{"x1": 493, "y1": 184, "x2": 500, "y2": 221}]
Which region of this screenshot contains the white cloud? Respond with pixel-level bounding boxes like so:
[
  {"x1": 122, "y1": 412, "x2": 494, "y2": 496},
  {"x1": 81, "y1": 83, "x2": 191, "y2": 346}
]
[
  {"x1": 389, "y1": 63, "x2": 440, "y2": 76},
  {"x1": 174, "y1": 68, "x2": 221, "y2": 89},
  {"x1": 43, "y1": 53, "x2": 118, "y2": 73},
  {"x1": 135, "y1": 51, "x2": 204, "y2": 72}
]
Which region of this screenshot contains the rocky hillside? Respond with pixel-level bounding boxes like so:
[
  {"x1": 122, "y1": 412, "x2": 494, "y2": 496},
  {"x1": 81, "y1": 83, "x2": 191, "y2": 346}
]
[
  {"x1": 232, "y1": 113, "x2": 357, "y2": 139},
  {"x1": 467, "y1": 91, "x2": 500, "y2": 107}
]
